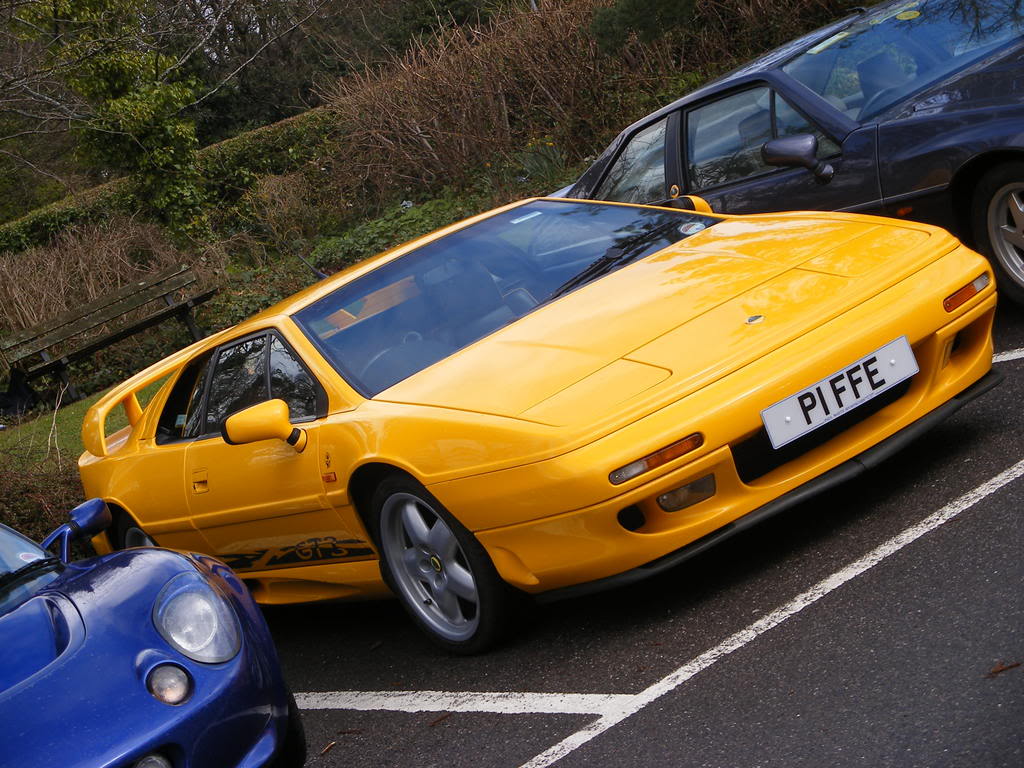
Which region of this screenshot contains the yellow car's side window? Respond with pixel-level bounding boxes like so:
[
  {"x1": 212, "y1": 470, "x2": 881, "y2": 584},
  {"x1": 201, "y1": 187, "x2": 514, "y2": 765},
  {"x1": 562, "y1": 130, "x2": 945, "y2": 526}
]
[
  {"x1": 204, "y1": 336, "x2": 269, "y2": 433},
  {"x1": 155, "y1": 353, "x2": 212, "y2": 444}
]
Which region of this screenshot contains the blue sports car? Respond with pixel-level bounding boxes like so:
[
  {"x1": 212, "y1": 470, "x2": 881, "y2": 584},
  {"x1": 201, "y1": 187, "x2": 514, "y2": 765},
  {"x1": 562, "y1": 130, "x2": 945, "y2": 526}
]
[
  {"x1": 567, "y1": 0, "x2": 1024, "y2": 303},
  {"x1": 0, "y1": 499, "x2": 305, "y2": 768}
]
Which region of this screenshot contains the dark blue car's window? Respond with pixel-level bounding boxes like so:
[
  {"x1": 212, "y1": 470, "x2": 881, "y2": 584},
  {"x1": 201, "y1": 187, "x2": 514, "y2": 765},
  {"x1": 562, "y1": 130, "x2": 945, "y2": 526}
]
[
  {"x1": 595, "y1": 117, "x2": 669, "y2": 203},
  {"x1": 686, "y1": 88, "x2": 839, "y2": 191},
  {"x1": 294, "y1": 200, "x2": 717, "y2": 396},
  {"x1": 783, "y1": 0, "x2": 1023, "y2": 120}
]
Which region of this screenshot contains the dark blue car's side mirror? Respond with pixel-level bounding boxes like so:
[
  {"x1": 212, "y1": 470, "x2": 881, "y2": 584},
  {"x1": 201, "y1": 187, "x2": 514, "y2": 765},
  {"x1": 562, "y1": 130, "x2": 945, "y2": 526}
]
[
  {"x1": 41, "y1": 499, "x2": 112, "y2": 563},
  {"x1": 70, "y1": 498, "x2": 113, "y2": 539},
  {"x1": 762, "y1": 133, "x2": 835, "y2": 183}
]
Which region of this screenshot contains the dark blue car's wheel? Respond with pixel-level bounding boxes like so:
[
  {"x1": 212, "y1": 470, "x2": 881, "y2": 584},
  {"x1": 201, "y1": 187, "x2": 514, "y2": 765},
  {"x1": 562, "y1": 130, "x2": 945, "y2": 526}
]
[
  {"x1": 973, "y1": 162, "x2": 1024, "y2": 306},
  {"x1": 370, "y1": 474, "x2": 514, "y2": 654}
]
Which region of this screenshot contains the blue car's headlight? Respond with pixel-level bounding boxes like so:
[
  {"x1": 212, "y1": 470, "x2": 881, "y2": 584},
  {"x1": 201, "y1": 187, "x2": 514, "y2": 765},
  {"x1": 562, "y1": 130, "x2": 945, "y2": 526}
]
[{"x1": 153, "y1": 572, "x2": 241, "y2": 663}]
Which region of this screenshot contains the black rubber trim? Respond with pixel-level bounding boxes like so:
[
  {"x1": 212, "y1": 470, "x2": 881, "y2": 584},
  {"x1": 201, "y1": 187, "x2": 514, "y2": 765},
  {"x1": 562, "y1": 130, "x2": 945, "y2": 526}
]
[{"x1": 535, "y1": 369, "x2": 1002, "y2": 604}]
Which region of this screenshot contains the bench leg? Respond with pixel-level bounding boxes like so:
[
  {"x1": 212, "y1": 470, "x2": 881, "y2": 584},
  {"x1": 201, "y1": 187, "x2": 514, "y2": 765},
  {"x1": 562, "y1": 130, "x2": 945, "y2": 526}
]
[
  {"x1": 179, "y1": 310, "x2": 204, "y2": 342},
  {"x1": 39, "y1": 352, "x2": 82, "y2": 403},
  {"x1": 163, "y1": 294, "x2": 205, "y2": 342}
]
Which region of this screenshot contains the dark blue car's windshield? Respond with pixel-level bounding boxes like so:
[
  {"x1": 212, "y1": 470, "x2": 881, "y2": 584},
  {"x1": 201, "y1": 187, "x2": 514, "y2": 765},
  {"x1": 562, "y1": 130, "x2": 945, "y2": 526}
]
[
  {"x1": 0, "y1": 524, "x2": 57, "y2": 616},
  {"x1": 782, "y1": 0, "x2": 1023, "y2": 120},
  {"x1": 294, "y1": 200, "x2": 717, "y2": 396}
]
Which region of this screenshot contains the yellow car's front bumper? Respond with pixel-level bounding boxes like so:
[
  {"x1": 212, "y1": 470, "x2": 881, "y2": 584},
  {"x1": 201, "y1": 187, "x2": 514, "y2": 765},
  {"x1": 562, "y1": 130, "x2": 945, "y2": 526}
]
[{"x1": 436, "y1": 286, "x2": 997, "y2": 596}]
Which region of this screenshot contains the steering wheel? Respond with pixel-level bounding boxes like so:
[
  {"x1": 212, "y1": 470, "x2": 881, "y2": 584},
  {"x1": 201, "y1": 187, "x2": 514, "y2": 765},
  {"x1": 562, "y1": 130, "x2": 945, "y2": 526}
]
[
  {"x1": 858, "y1": 85, "x2": 898, "y2": 121},
  {"x1": 359, "y1": 332, "x2": 423, "y2": 380}
]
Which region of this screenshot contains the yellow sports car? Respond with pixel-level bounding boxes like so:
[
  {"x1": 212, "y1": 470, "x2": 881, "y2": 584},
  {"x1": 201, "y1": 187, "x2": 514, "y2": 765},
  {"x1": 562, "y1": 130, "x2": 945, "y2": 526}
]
[{"x1": 79, "y1": 197, "x2": 999, "y2": 653}]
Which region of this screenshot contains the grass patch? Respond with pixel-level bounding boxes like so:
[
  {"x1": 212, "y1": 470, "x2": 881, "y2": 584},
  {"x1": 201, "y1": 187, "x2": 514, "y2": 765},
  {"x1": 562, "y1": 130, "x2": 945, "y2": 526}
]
[{"x1": 1, "y1": 380, "x2": 165, "y2": 544}]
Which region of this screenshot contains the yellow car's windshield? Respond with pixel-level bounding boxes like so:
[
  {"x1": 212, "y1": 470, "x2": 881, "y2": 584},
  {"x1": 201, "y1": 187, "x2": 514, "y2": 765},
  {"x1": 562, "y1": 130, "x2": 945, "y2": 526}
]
[{"x1": 294, "y1": 200, "x2": 716, "y2": 396}]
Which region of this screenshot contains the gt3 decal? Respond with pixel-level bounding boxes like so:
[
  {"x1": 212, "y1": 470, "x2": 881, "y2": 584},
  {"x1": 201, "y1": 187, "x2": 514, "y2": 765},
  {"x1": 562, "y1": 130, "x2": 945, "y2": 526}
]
[{"x1": 222, "y1": 536, "x2": 375, "y2": 572}]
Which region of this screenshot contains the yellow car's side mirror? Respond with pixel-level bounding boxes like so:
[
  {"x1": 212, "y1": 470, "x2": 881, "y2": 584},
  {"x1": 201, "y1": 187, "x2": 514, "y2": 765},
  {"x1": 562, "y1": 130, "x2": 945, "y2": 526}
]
[
  {"x1": 680, "y1": 195, "x2": 712, "y2": 213},
  {"x1": 222, "y1": 399, "x2": 307, "y2": 453}
]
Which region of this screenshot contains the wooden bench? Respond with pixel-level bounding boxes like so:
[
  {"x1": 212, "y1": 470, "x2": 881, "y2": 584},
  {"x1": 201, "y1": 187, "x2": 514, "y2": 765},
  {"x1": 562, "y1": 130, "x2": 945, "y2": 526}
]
[{"x1": 0, "y1": 265, "x2": 217, "y2": 402}]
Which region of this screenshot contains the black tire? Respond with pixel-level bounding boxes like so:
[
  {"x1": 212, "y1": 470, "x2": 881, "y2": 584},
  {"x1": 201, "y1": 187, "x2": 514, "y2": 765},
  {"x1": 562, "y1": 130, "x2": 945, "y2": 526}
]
[
  {"x1": 971, "y1": 161, "x2": 1024, "y2": 307},
  {"x1": 111, "y1": 510, "x2": 157, "y2": 549},
  {"x1": 369, "y1": 474, "x2": 513, "y2": 654},
  {"x1": 268, "y1": 691, "x2": 306, "y2": 768}
]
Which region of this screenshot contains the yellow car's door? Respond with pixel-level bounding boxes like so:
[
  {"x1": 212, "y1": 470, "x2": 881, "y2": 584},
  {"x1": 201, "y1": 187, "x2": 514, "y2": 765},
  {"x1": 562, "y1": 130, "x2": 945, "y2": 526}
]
[{"x1": 183, "y1": 330, "x2": 366, "y2": 573}]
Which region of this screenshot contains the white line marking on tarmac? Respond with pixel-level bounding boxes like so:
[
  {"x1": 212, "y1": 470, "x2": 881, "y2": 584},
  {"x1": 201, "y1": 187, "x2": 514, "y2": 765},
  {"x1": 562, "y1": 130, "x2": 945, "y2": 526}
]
[
  {"x1": 994, "y1": 347, "x2": 1024, "y2": 363},
  {"x1": 295, "y1": 690, "x2": 633, "y2": 716},
  {"x1": 518, "y1": 457, "x2": 1024, "y2": 768}
]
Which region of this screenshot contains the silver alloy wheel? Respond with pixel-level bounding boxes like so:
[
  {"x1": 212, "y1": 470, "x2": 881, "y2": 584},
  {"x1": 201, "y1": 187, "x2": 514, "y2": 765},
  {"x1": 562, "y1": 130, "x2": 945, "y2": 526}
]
[
  {"x1": 987, "y1": 181, "x2": 1024, "y2": 287},
  {"x1": 124, "y1": 526, "x2": 155, "y2": 548},
  {"x1": 379, "y1": 492, "x2": 480, "y2": 642}
]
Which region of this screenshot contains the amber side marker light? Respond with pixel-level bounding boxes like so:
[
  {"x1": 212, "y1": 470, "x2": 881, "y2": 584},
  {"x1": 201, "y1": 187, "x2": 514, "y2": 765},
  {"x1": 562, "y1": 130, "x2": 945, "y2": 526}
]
[
  {"x1": 609, "y1": 433, "x2": 704, "y2": 485},
  {"x1": 944, "y1": 273, "x2": 990, "y2": 312}
]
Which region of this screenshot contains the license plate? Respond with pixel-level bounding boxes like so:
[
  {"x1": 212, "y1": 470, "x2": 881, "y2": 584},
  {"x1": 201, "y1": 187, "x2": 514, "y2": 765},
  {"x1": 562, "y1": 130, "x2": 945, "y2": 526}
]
[{"x1": 761, "y1": 336, "x2": 918, "y2": 449}]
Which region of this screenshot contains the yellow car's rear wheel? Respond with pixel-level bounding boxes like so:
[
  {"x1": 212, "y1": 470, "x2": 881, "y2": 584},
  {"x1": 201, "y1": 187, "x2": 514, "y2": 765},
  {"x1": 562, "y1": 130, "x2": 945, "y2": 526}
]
[
  {"x1": 112, "y1": 509, "x2": 156, "y2": 549},
  {"x1": 371, "y1": 475, "x2": 511, "y2": 654}
]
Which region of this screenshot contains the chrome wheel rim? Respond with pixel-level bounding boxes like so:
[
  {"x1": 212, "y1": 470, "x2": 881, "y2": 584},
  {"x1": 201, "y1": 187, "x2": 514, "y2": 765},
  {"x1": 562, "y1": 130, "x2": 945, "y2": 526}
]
[
  {"x1": 379, "y1": 492, "x2": 479, "y2": 642},
  {"x1": 124, "y1": 526, "x2": 155, "y2": 548},
  {"x1": 987, "y1": 181, "x2": 1024, "y2": 286}
]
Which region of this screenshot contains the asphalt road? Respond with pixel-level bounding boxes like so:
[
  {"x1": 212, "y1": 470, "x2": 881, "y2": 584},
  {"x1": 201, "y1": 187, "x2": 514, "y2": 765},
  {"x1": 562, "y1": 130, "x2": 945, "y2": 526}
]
[{"x1": 266, "y1": 303, "x2": 1023, "y2": 768}]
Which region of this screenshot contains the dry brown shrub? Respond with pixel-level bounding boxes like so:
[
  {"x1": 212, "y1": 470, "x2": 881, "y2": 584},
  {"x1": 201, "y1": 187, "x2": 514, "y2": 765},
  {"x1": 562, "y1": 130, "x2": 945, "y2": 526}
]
[
  {"x1": 0, "y1": 216, "x2": 215, "y2": 335},
  {"x1": 319, "y1": 0, "x2": 664, "y2": 202}
]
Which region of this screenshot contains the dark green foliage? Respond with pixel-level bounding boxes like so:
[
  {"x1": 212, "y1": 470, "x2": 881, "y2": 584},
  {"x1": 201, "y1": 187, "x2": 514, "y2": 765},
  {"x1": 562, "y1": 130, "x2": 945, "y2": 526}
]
[
  {"x1": 591, "y1": 0, "x2": 697, "y2": 51},
  {"x1": 201, "y1": 262, "x2": 314, "y2": 330},
  {"x1": 309, "y1": 193, "x2": 490, "y2": 273},
  {"x1": 381, "y1": 0, "x2": 497, "y2": 50}
]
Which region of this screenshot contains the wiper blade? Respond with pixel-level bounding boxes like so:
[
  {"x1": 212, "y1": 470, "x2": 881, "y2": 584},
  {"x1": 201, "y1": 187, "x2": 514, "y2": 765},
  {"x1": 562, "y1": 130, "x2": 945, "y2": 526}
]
[
  {"x1": 0, "y1": 556, "x2": 62, "y2": 594},
  {"x1": 545, "y1": 218, "x2": 683, "y2": 303}
]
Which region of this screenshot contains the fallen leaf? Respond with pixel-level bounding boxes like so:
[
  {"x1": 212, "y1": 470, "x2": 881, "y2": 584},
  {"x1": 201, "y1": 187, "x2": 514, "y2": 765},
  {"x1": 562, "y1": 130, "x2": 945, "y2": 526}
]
[{"x1": 984, "y1": 661, "x2": 1021, "y2": 679}]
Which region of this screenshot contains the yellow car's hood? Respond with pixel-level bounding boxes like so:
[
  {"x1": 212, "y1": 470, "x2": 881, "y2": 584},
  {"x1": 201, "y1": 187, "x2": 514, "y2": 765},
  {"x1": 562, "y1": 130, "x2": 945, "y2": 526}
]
[{"x1": 376, "y1": 214, "x2": 959, "y2": 425}]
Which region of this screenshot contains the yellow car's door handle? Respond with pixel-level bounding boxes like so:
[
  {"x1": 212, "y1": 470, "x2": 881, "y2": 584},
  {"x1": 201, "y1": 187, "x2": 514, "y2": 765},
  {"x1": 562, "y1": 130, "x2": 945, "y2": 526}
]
[{"x1": 191, "y1": 469, "x2": 209, "y2": 494}]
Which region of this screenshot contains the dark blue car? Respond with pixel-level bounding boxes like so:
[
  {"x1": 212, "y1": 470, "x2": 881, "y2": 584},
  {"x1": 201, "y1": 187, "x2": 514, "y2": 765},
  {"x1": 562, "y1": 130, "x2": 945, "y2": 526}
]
[
  {"x1": 567, "y1": 0, "x2": 1024, "y2": 303},
  {"x1": 0, "y1": 499, "x2": 305, "y2": 768}
]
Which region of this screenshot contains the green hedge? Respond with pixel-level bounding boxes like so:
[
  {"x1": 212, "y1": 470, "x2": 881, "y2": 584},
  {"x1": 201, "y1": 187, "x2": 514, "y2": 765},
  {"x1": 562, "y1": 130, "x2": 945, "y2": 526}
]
[
  {"x1": 0, "y1": 179, "x2": 134, "y2": 254},
  {"x1": 0, "y1": 108, "x2": 338, "y2": 255},
  {"x1": 197, "y1": 108, "x2": 337, "y2": 205}
]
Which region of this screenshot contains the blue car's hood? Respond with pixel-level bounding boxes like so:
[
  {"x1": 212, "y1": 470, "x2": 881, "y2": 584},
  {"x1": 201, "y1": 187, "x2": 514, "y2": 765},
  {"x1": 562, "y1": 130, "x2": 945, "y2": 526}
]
[
  {"x1": 0, "y1": 592, "x2": 83, "y2": 694},
  {"x1": 1, "y1": 549, "x2": 192, "y2": 711}
]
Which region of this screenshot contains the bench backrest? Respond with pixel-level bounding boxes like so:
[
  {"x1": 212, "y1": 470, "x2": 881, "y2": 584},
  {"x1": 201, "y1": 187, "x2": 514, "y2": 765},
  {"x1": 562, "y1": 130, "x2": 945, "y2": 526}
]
[{"x1": 1, "y1": 265, "x2": 196, "y2": 366}]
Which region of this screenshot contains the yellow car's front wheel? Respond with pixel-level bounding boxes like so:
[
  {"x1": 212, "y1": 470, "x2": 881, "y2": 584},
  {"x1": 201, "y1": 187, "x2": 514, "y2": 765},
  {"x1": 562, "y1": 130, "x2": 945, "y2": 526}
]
[{"x1": 370, "y1": 475, "x2": 512, "y2": 654}]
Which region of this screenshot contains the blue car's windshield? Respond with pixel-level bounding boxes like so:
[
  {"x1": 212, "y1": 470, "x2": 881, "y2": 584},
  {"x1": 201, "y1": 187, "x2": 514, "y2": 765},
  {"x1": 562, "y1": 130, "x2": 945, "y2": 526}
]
[
  {"x1": 782, "y1": 0, "x2": 1024, "y2": 120},
  {"x1": 294, "y1": 200, "x2": 717, "y2": 396},
  {"x1": 0, "y1": 524, "x2": 59, "y2": 616}
]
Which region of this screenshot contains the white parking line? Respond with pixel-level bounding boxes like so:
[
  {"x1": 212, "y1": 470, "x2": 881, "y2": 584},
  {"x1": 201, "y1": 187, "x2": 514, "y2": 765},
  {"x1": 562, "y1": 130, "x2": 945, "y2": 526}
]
[
  {"x1": 994, "y1": 346, "x2": 1024, "y2": 363},
  {"x1": 518, "y1": 456, "x2": 1024, "y2": 768},
  {"x1": 295, "y1": 690, "x2": 633, "y2": 716}
]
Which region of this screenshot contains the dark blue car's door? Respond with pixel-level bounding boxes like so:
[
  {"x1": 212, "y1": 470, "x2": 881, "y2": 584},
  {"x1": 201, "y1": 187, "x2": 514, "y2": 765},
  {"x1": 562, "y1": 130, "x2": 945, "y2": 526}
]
[{"x1": 680, "y1": 80, "x2": 882, "y2": 215}]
